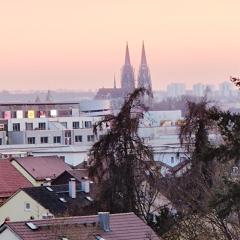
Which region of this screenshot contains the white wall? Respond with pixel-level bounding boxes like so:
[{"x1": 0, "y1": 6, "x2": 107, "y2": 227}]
[{"x1": 0, "y1": 228, "x2": 20, "y2": 240}]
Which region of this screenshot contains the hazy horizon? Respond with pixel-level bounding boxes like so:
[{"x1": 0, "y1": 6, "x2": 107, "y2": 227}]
[{"x1": 1, "y1": 0, "x2": 240, "y2": 91}]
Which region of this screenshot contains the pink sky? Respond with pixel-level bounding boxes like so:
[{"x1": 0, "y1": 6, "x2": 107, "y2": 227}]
[{"x1": 0, "y1": 0, "x2": 240, "y2": 91}]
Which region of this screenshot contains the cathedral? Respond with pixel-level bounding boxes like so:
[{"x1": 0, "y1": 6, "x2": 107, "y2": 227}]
[{"x1": 95, "y1": 42, "x2": 153, "y2": 104}]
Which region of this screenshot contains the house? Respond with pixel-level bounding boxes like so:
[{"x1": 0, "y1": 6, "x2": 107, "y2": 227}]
[
  {"x1": 0, "y1": 212, "x2": 161, "y2": 240},
  {"x1": 0, "y1": 159, "x2": 32, "y2": 205},
  {"x1": 170, "y1": 159, "x2": 191, "y2": 177},
  {"x1": 52, "y1": 168, "x2": 89, "y2": 185},
  {"x1": 10, "y1": 156, "x2": 72, "y2": 186},
  {"x1": 0, "y1": 179, "x2": 96, "y2": 224}
]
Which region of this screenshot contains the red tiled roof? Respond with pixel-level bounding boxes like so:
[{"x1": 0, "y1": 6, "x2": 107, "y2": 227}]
[
  {"x1": 4, "y1": 213, "x2": 161, "y2": 240},
  {"x1": 11, "y1": 156, "x2": 72, "y2": 181},
  {"x1": 0, "y1": 160, "x2": 32, "y2": 198}
]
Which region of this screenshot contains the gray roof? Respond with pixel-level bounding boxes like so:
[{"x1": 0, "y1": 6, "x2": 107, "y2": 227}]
[{"x1": 22, "y1": 184, "x2": 96, "y2": 216}]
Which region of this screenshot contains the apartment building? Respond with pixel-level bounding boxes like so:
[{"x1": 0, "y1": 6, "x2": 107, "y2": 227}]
[{"x1": 0, "y1": 100, "x2": 111, "y2": 146}]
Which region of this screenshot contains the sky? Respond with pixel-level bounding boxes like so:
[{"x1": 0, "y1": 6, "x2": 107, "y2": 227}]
[{"x1": 0, "y1": 0, "x2": 240, "y2": 91}]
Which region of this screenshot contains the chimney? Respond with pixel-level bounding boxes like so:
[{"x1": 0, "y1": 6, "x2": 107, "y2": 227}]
[
  {"x1": 69, "y1": 178, "x2": 76, "y2": 198},
  {"x1": 98, "y1": 212, "x2": 111, "y2": 232},
  {"x1": 43, "y1": 178, "x2": 51, "y2": 186},
  {"x1": 81, "y1": 178, "x2": 90, "y2": 193}
]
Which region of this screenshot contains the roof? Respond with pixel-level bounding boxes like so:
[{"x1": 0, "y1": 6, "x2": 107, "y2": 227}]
[
  {"x1": 52, "y1": 169, "x2": 89, "y2": 185},
  {"x1": 0, "y1": 101, "x2": 79, "y2": 106},
  {"x1": 170, "y1": 159, "x2": 191, "y2": 175},
  {"x1": 3, "y1": 212, "x2": 160, "y2": 240},
  {"x1": 11, "y1": 156, "x2": 72, "y2": 180},
  {"x1": 67, "y1": 169, "x2": 89, "y2": 180},
  {"x1": 0, "y1": 159, "x2": 32, "y2": 198},
  {"x1": 22, "y1": 184, "x2": 96, "y2": 216},
  {"x1": 95, "y1": 88, "x2": 124, "y2": 99}
]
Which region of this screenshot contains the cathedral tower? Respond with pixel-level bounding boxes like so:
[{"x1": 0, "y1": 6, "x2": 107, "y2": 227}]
[
  {"x1": 121, "y1": 43, "x2": 135, "y2": 95},
  {"x1": 137, "y1": 42, "x2": 152, "y2": 92},
  {"x1": 137, "y1": 42, "x2": 153, "y2": 106}
]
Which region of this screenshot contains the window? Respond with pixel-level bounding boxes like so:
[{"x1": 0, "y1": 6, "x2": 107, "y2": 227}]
[
  {"x1": 171, "y1": 157, "x2": 174, "y2": 164},
  {"x1": 61, "y1": 122, "x2": 67, "y2": 128},
  {"x1": 40, "y1": 137, "x2": 48, "y2": 144},
  {"x1": 38, "y1": 122, "x2": 46, "y2": 130},
  {"x1": 13, "y1": 123, "x2": 20, "y2": 131},
  {"x1": 12, "y1": 111, "x2": 17, "y2": 118},
  {"x1": 0, "y1": 138, "x2": 2, "y2": 145},
  {"x1": 84, "y1": 121, "x2": 92, "y2": 128},
  {"x1": 24, "y1": 202, "x2": 31, "y2": 211},
  {"x1": 72, "y1": 121, "x2": 80, "y2": 129},
  {"x1": 27, "y1": 137, "x2": 35, "y2": 144},
  {"x1": 42, "y1": 213, "x2": 53, "y2": 219},
  {"x1": 75, "y1": 135, "x2": 82, "y2": 142},
  {"x1": 65, "y1": 131, "x2": 71, "y2": 138},
  {"x1": 87, "y1": 135, "x2": 94, "y2": 142},
  {"x1": 25, "y1": 122, "x2": 33, "y2": 130},
  {"x1": 53, "y1": 136, "x2": 61, "y2": 144}
]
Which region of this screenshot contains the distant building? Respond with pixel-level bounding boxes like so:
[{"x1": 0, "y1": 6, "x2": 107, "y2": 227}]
[
  {"x1": 95, "y1": 42, "x2": 153, "y2": 106},
  {"x1": 137, "y1": 42, "x2": 153, "y2": 106},
  {"x1": 219, "y1": 81, "x2": 234, "y2": 97},
  {"x1": 121, "y1": 43, "x2": 135, "y2": 95},
  {"x1": 192, "y1": 83, "x2": 207, "y2": 97},
  {"x1": 166, "y1": 83, "x2": 186, "y2": 98}
]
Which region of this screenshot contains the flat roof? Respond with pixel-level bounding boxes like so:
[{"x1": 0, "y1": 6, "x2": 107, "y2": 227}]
[{"x1": 0, "y1": 102, "x2": 79, "y2": 106}]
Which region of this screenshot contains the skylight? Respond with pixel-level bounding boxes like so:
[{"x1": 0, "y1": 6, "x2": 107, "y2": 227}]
[
  {"x1": 59, "y1": 197, "x2": 67, "y2": 203},
  {"x1": 25, "y1": 222, "x2": 39, "y2": 230},
  {"x1": 95, "y1": 235, "x2": 105, "y2": 240},
  {"x1": 46, "y1": 186, "x2": 53, "y2": 192},
  {"x1": 85, "y1": 196, "x2": 94, "y2": 202}
]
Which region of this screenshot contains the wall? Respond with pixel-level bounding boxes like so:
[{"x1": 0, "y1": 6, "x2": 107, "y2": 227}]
[
  {"x1": 0, "y1": 190, "x2": 50, "y2": 224},
  {"x1": 0, "y1": 228, "x2": 20, "y2": 240}
]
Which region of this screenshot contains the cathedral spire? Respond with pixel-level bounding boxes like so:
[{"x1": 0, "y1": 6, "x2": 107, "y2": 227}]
[
  {"x1": 141, "y1": 41, "x2": 147, "y2": 65},
  {"x1": 125, "y1": 42, "x2": 131, "y2": 65},
  {"x1": 137, "y1": 42, "x2": 153, "y2": 106},
  {"x1": 121, "y1": 42, "x2": 135, "y2": 94}
]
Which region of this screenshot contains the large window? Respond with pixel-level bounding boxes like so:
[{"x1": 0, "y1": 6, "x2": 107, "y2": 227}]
[
  {"x1": 25, "y1": 122, "x2": 33, "y2": 131},
  {"x1": 27, "y1": 137, "x2": 35, "y2": 144},
  {"x1": 87, "y1": 135, "x2": 94, "y2": 142},
  {"x1": 75, "y1": 135, "x2": 82, "y2": 142},
  {"x1": 84, "y1": 121, "x2": 92, "y2": 128},
  {"x1": 40, "y1": 137, "x2": 48, "y2": 144},
  {"x1": 13, "y1": 123, "x2": 20, "y2": 131},
  {"x1": 38, "y1": 122, "x2": 46, "y2": 130},
  {"x1": 53, "y1": 136, "x2": 61, "y2": 144},
  {"x1": 72, "y1": 121, "x2": 80, "y2": 129}
]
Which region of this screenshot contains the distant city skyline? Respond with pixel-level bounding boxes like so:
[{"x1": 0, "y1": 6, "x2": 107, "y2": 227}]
[{"x1": 0, "y1": 1, "x2": 240, "y2": 91}]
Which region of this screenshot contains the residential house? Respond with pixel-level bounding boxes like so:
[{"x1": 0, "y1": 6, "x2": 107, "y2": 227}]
[
  {"x1": 10, "y1": 156, "x2": 72, "y2": 186},
  {"x1": 0, "y1": 212, "x2": 161, "y2": 239},
  {"x1": 0, "y1": 159, "x2": 32, "y2": 205},
  {"x1": 0, "y1": 179, "x2": 95, "y2": 224}
]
